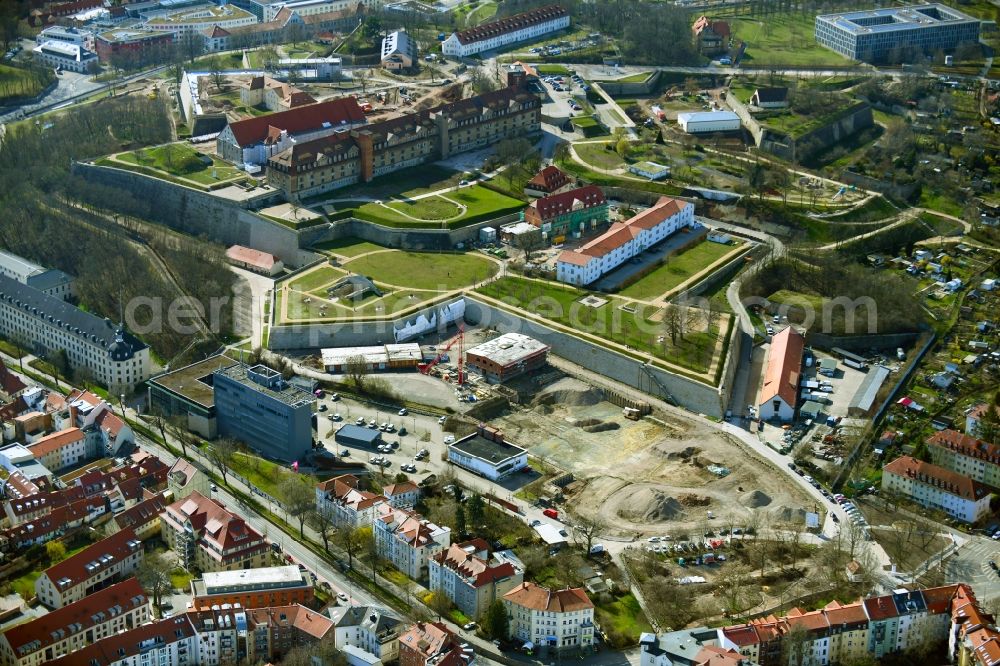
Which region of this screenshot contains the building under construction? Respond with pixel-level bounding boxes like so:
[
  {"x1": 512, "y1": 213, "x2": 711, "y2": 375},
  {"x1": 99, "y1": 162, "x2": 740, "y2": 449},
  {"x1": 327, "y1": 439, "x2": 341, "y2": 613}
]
[{"x1": 465, "y1": 333, "x2": 550, "y2": 384}]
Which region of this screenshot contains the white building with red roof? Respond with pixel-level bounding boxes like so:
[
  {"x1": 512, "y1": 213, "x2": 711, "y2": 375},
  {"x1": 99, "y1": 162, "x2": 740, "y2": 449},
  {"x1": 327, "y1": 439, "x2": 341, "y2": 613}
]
[
  {"x1": 556, "y1": 196, "x2": 695, "y2": 286},
  {"x1": 382, "y1": 480, "x2": 421, "y2": 508},
  {"x1": 503, "y1": 581, "x2": 595, "y2": 652},
  {"x1": 398, "y1": 621, "x2": 473, "y2": 666},
  {"x1": 882, "y1": 455, "x2": 992, "y2": 523},
  {"x1": 757, "y1": 326, "x2": 805, "y2": 421},
  {"x1": 927, "y1": 428, "x2": 1000, "y2": 490},
  {"x1": 226, "y1": 245, "x2": 284, "y2": 276},
  {"x1": 441, "y1": 5, "x2": 570, "y2": 57},
  {"x1": 26, "y1": 427, "x2": 88, "y2": 473},
  {"x1": 429, "y1": 539, "x2": 523, "y2": 621},
  {"x1": 523, "y1": 184, "x2": 607, "y2": 242},
  {"x1": 0, "y1": 578, "x2": 148, "y2": 666},
  {"x1": 216, "y1": 96, "x2": 367, "y2": 166},
  {"x1": 45, "y1": 615, "x2": 196, "y2": 666},
  {"x1": 374, "y1": 504, "x2": 450, "y2": 581},
  {"x1": 34, "y1": 527, "x2": 143, "y2": 608},
  {"x1": 161, "y1": 491, "x2": 268, "y2": 572},
  {"x1": 315, "y1": 474, "x2": 386, "y2": 528}
]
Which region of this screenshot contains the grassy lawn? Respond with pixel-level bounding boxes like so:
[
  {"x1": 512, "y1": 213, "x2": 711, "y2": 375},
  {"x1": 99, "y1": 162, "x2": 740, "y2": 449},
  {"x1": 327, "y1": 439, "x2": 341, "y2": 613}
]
[
  {"x1": 0, "y1": 63, "x2": 55, "y2": 103},
  {"x1": 0, "y1": 336, "x2": 24, "y2": 358},
  {"x1": 572, "y1": 116, "x2": 609, "y2": 138},
  {"x1": 312, "y1": 165, "x2": 461, "y2": 202},
  {"x1": 619, "y1": 240, "x2": 743, "y2": 301},
  {"x1": 290, "y1": 266, "x2": 347, "y2": 292},
  {"x1": 447, "y1": 185, "x2": 525, "y2": 217},
  {"x1": 11, "y1": 571, "x2": 40, "y2": 601},
  {"x1": 313, "y1": 237, "x2": 387, "y2": 258},
  {"x1": 477, "y1": 276, "x2": 720, "y2": 374},
  {"x1": 727, "y1": 13, "x2": 856, "y2": 67},
  {"x1": 536, "y1": 64, "x2": 570, "y2": 75},
  {"x1": 615, "y1": 72, "x2": 652, "y2": 83},
  {"x1": 170, "y1": 568, "x2": 193, "y2": 591},
  {"x1": 595, "y1": 594, "x2": 653, "y2": 646},
  {"x1": 574, "y1": 142, "x2": 624, "y2": 170},
  {"x1": 465, "y1": 1, "x2": 497, "y2": 26},
  {"x1": 919, "y1": 190, "x2": 964, "y2": 217},
  {"x1": 343, "y1": 251, "x2": 498, "y2": 289},
  {"x1": 229, "y1": 450, "x2": 294, "y2": 499},
  {"x1": 115, "y1": 144, "x2": 241, "y2": 184},
  {"x1": 383, "y1": 195, "x2": 464, "y2": 221},
  {"x1": 768, "y1": 289, "x2": 825, "y2": 312}
]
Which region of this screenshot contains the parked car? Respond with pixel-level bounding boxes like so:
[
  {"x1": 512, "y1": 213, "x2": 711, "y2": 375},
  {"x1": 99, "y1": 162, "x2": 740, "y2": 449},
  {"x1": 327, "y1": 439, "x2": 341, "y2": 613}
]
[{"x1": 398, "y1": 408, "x2": 408, "y2": 416}]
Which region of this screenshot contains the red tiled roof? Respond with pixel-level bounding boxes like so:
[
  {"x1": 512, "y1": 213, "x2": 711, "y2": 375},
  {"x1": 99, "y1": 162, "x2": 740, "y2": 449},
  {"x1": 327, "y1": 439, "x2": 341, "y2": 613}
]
[
  {"x1": 453, "y1": 5, "x2": 569, "y2": 46},
  {"x1": 432, "y1": 542, "x2": 517, "y2": 589},
  {"x1": 928, "y1": 429, "x2": 1000, "y2": 464},
  {"x1": 46, "y1": 616, "x2": 195, "y2": 666},
  {"x1": 115, "y1": 492, "x2": 168, "y2": 531},
  {"x1": 226, "y1": 97, "x2": 366, "y2": 148},
  {"x1": 884, "y1": 456, "x2": 991, "y2": 501},
  {"x1": 2, "y1": 578, "x2": 146, "y2": 657},
  {"x1": 39, "y1": 528, "x2": 140, "y2": 591},
  {"x1": 0, "y1": 360, "x2": 26, "y2": 396},
  {"x1": 558, "y1": 196, "x2": 689, "y2": 265},
  {"x1": 527, "y1": 165, "x2": 569, "y2": 192},
  {"x1": 863, "y1": 594, "x2": 900, "y2": 622},
  {"x1": 527, "y1": 185, "x2": 605, "y2": 223},
  {"x1": 227, "y1": 245, "x2": 279, "y2": 271},
  {"x1": 759, "y1": 326, "x2": 805, "y2": 407},
  {"x1": 163, "y1": 491, "x2": 265, "y2": 557},
  {"x1": 245, "y1": 605, "x2": 334, "y2": 640},
  {"x1": 94, "y1": 409, "x2": 126, "y2": 438},
  {"x1": 399, "y1": 622, "x2": 463, "y2": 660},
  {"x1": 383, "y1": 481, "x2": 419, "y2": 497},
  {"x1": 784, "y1": 607, "x2": 830, "y2": 633},
  {"x1": 920, "y1": 584, "x2": 961, "y2": 614},
  {"x1": 692, "y1": 15, "x2": 729, "y2": 38},
  {"x1": 0, "y1": 397, "x2": 28, "y2": 422},
  {"x1": 503, "y1": 581, "x2": 592, "y2": 612},
  {"x1": 28, "y1": 427, "x2": 84, "y2": 458},
  {"x1": 694, "y1": 646, "x2": 747, "y2": 666},
  {"x1": 822, "y1": 600, "x2": 868, "y2": 628},
  {"x1": 721, "y1": 624, "x2": 760, "y2": 647}
]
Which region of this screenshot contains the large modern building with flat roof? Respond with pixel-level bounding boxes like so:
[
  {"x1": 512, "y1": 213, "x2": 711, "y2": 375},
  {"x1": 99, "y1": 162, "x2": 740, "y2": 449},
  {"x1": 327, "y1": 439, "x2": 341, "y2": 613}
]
[
  {"x1": 448, "y1": 425, "x2": 528, "y2": 481},
  {"x1": 191, "y1": 565, "x2": 313, "y2": 609},
  {"x1": 213, "y1": 364, "x2": 315, "y2": 462},
  {"x1": 147, "y1": 354, "x2": 238, "y2": 438},
  {"x1": 815, "y1": 4, "x2": 981, "y2": 63}
]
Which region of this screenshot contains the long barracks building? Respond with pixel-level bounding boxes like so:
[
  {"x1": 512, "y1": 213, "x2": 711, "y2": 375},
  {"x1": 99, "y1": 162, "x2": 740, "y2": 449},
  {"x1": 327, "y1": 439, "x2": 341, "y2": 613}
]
[{"x1": 265, "y1": 84, "x2": 541, "y2": 199}]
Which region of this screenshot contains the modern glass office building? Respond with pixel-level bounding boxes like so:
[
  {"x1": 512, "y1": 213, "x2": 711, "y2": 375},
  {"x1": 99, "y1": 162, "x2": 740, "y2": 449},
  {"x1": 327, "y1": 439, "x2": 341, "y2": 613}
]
[{"x1": 815, "y1": 4, "x2": 980, "y2": 62}]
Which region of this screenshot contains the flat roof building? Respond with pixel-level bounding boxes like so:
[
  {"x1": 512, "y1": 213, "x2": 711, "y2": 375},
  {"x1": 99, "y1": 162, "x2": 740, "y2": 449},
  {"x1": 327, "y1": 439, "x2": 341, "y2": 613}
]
[
  {"x1": 465, "y1": 333, "x2": 549, "y2": 383},
  {"x1": 677, "y1": 110, "x2": 741, "y2": 134},
  {"x1": 334, "y1": 424, "x2": 383, "y2": 448},
  {"x1": 321, "y1": 344, "x2": 423, "y2": 373},
  {"x1": 191, "y1": 565, "x2": 313, "y2": 609},
  {"x1": 147, "y1": 354, "x2": 239, "y2": 439},
  {"x1": 33, "y1": 40, "x2": 99, "y2": 73},
  {"x1": 448, "y1": 424, "x2": 528, "y2": 481},
  {"x1": 814, "y1": 4, "x2": 981, "y2": 63},
  {"x1": 213, "y1": 364, "x2": 315, "y2": 462}
]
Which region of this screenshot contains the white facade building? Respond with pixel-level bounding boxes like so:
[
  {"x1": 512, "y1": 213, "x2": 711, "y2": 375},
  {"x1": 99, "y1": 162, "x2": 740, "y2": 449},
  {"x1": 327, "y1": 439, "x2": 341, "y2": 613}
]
[
  {"x1": 263, "y1": 0, "x2": 381, "y2": 21},
  {"x1": 315, "y1": 474, "x2": 386, "y2": 528},
  {"x1": 556, "y1": 197, "x2": 695, "y2": 286},
  {"x1": 0, "y1": 276, "x2": 150, "y2": 394},
  {"x1": 0, "y1": 250, "x2": 74, "y2": 301},
  {"x1": 34, "y1": 528, "x2": 143, "y2": 608},
  {"x1": 329, "y1": 605, "x2": 403, "y2": 663},
  {"x1": 35, "y1": 26, "x2": 93, "y2": 49},
  {"x1": 448, "y1": 425, "x2": 529, "y2": 481},
  {"x1": 677, "y1": 110, "x2": 741, "y2": 133},
  {"x1": 442, "y1": 5, "x2": 570, "y2": 57},
  {"x1": 145, "y1": 5, "x2": 258, "y2": 34},
  {"x1": 373, "y1": 505, "x2": 450, "y2": 582},
  {"x1": 503, "y1": 582, "x2": 595, "y2": 653},
  {"x1": 33, "y1": 40, "x2": 99, "y2": 73},
  {"x1": 381, "y1": 30, "x2": 414, "y2": 70},
  {"x1": 882, "y1": 456, "x2": 992, "y2": 523}
]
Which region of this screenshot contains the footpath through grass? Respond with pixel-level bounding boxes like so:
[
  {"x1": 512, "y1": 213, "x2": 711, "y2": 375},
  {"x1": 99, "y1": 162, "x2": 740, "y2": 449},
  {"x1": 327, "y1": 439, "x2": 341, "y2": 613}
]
[{"x1": 313, "y1": 237, "x2": 387, "y2": 258}]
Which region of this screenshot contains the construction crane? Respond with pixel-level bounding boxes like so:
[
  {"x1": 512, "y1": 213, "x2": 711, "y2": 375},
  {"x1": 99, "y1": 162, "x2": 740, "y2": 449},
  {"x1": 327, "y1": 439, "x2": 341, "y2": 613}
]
[{"x1": 419, "y1": 325, "x2": 464, "y2": 385}]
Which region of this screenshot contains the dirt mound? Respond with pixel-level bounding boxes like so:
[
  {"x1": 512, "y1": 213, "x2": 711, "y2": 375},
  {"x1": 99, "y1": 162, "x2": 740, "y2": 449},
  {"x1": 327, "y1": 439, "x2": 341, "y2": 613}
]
[
  {"x1": 534, "y1": 379, "x2": 604, "y2": 408},
  {"x1": 583, "y1": 422, "x2": 620, "y2": 433},
  {"x1": 678, "y1": 493, "x2": 711, "y2": 507},
  {"x1": 741, "y1": 490, "x2": 772, "y2": 508},
  {"x1": 573, "y1": 418, "x2": 603, "y2": 428},
  {"x1": 665, "y1": 446, "x2": 701, "y2": 461},
  {"x1": 770, "y1": 505, "x2": 807, "y2": 523},
  {"x1": 618, "y1": 487, "x2": 686, "y2": 522}
]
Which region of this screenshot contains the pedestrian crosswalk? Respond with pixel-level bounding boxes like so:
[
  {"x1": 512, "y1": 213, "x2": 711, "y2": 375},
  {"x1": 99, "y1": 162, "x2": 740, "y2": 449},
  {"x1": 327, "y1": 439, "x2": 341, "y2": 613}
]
[{"x1": 944, "y1": 538, "x2": 1000, "y2": 598}]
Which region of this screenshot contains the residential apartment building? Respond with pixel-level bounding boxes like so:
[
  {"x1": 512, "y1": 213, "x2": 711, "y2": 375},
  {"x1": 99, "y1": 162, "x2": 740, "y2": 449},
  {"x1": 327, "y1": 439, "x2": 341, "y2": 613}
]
[
  {"x1": 950, "y1": 584, "x2": 1000, "y2": 666},
  {"x1": 26, "y1": 427, "x2": 90, "y2": 473},
  {"x1": 145, "y1": 4, "x2": 258, "y2": 35},
  {"x1": 692, "y1": 15, "x2": 730, "y2": 56},
  {"x1": 523, "y1": 185, "x2": 608, "y2": 244},
  {"x1": 329, "y1": 605, "x2": 403, "y2": 663},
  {"x1": 315, "y1": 474, "x2": 386, "y2": 528},
  {"x1": 0, "y1": 250, "x2": 74, "y2": 301},
  {"x1": 639, "y1": 629, "x2": 754, "y2": 666},
  {"x1": 398, "y1": 622, "x2": 473, "y2": 666},
  {"x1": 927, "y1": 428, "x2": 1000, "y2": 490},
  {"x1": 429, "y1": 540, "x2": 523, "y2": 621},
  {"x1": 45, "y1": 616, "x2": 197, "y2": 666},
  {"x1": 381, "y1": 30, "x2": 415, "y2": 70},
  {"x1": 191, "y1": 565, "x2": 313, "y2": 609},
  {"x1": 240, "y1": 75, "x2": 317, "y2": 112},
  {"x1": 0, "y1": 578, "x2": 148, "y2": 666},
  {"x1": 966, "y1": 401, "x2": 1000, "y2": 437},
  {"x1": 167, "y1": 458, "x2": 212, "y2": 500},
  {"x1": 555, "y1": 197, "x2": 695, "y2": 286},
  {"x1": 216, "y1": 97, "x2": 367, "y2": 166},
  {"x1": 61, "y1": 390, "x2": 135, "y2": 457},
  {"x1": 110, "y1": 491, "x2": 168, "y2": 539},
  {"x1": 186, "y1": 608, "x2": 247, "y2": 664},
  {"x1": 0, "y1": 276, "x2": 150, "y2": 394},
  {"x1": 374, "y1": 505, "x2": 450, "y2": 582},
  {"x1": 882, "y1": 455, "x2": 992, "y2": 523},
  {"x1": 257, "y1": 0, "x2": 378, "y2": 21},
  {"x1": 161, "y1": 491, "x2": 269, "y2": 572},
  {"x1": 382, "y1": 481, "x2": 420, "y2": 508},
  {"x1": 441, "y1": 5, "x2": 570, "y2": 57},
  {"x1": 524, "y1": 165, "x2": 571, "y2": 197},
  {"x1": 503, "y1": 582, "x2": 595, "y2": 653},
  {"x1": 34, "y1": 528, "x2": 143, "y2": 608},
  {"x1": 213, "y1": 364, "x2": 315, "y2": 463},
  {"x1": 265, "y1": 84, "x2": 541, "y2": 199},
  {"x1": 245, "y1": 605, "x2": 334, "y2": 663}
]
